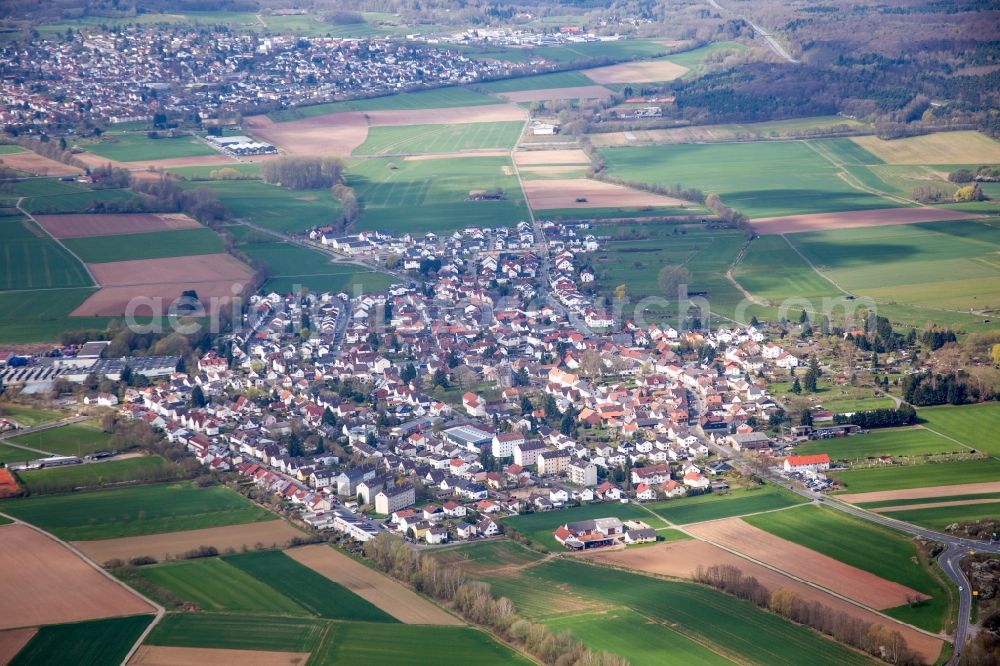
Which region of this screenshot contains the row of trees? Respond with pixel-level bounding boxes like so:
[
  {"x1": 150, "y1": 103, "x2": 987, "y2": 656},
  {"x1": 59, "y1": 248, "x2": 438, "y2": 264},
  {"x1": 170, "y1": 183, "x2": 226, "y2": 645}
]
[
  {"x1": 833, "y1": 404, "x2": 918, "y2": 429},
  {"x1": 694, "y1": 565, "x2": 917, "y2": 665},
  {"x1": 363, "y1": 533, "x2": 629, "y2": 666}
]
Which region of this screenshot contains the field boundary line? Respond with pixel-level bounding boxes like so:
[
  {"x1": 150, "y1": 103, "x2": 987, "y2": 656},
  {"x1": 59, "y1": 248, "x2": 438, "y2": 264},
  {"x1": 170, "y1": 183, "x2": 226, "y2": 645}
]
[
  {"x1": 15, "y1": 197, "x2": 100, "y2": 288},
  {"x1": 919, "y1": 425, "x2": 999, "y2": 462},
  {"x1": 629, "y1": 608, "x2": 748, "y2": 666},
  {"x1": 801, "y1": 140, "x2": 918, "y2": 207},
  {"x1": 779, "y1": 234, "x2": 852, "y2": 295}
]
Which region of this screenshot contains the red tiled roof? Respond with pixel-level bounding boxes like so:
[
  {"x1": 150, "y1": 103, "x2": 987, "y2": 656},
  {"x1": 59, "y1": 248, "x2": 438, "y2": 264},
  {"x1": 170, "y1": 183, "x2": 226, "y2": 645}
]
[{"x1": 786, "y1": 454, "x2": 831, "y2": 466}]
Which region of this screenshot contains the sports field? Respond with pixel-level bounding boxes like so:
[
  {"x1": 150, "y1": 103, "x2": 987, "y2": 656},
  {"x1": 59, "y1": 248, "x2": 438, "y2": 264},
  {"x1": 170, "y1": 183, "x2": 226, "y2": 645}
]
[
  {"x1": 0, "y1": 212, "x2": 92, "y2": 290},
  {"x1": 830, "y1": 459, "x2": 1000, "y2": 495},
  {"x1": 0, "y1": 482, "x2": 276, "y2": 540},
  {"x1": 346, "y1": 155, "x2": 527, "y2": 232},
  {"x1": 648, "y1": 486, "x2": 806, "y2": 525},
  {"x1": 9, "y1": 615, "x2": 152, "y2": 666},
  {"x1": 502, "y1": 501, "x2": 669, "y2": 550},
  {"x1": 9, "y1": 423, "x2": 113, "y2": 458},
  {"x1": 598, "y1": 140, "x2": 898, "y2": 218},
  {"x1": 795, "y1": 427, "x2": 968, "y2": 459},
  {"x1": 178, "y1": 180, "x2": 343, "y2": 234},
  {"x1": 62, "y1": 228, "x2": 224, "y2": 263},
  {"x1": 744, "y1": 505, "x2": 951, "y2": 631},
  {"x1": 353, "y1": 121, "x2": 523, "y2": 155},
  {"x1": 268, "y1": 86, "x2": 502, "y2": 121},
  {"x1": 84, "y1": 133, "x2": 219, "y2": 162},
  {"x1": 917, "y1": 402, "x2": 1000, "y2": 455}
]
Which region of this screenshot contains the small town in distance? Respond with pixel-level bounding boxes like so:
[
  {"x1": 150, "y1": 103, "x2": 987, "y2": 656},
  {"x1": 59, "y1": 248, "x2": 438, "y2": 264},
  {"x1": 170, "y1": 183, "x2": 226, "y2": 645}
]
[{"x1": 0, "y1": 1, "x2": 998, "y2": 665}]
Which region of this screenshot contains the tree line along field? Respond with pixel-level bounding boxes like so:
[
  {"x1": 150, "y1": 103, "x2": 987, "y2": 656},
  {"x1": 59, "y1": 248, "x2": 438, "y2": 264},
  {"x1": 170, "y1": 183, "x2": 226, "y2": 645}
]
[
  {"x1": 794, "y1": 427, "x2": 972, "y2": 459},
  {"x1": 353, "y1": 121, "x2": 524, "y2": 156},
  {"x1": 0, "y1": 482, "x2": 276, "y2": 540},
  {"x1": 744, "y1": 505, "x2": 951, "y2": 632},
  {"x1": 83, "y1": 133, "x2": 220, "y2": 163},
  {"x1": 61, "y1": 228, "x2": 224, "y2": 263},
  {"x1": 346, "y1": 155, "x2": 528, "y2": 233},
  {"x1": 9, "y1": 615, "x2": 153, "y2": 666},
  {"x1": 268, "y1": 86, "x2": 503, "y2": 122},
  {"x1": 829, "y1": 459, "x2": 1000, "y2": 496}
]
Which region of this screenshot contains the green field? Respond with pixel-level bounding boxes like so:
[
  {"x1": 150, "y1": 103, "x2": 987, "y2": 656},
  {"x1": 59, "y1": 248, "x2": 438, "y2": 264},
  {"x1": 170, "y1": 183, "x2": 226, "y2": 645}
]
[
  {"x1": 84, "y1": 133, "x2": 219, "y2": 162},
  {"x1": 62, "y1": 228, "x2": 224, "y2": 263},
  {"x1": 224, "y1": 550, "x2": 398, "y2": 622},
  {"x1": 9, "y1": 423, "x2": 113, "y2": 457},
  {"x1": 0, "y1": 288, "x2": 109, "y2": 343},
  {"x1": 20, "y1": 188, "x2": 140, "y2": 215},
  {"x1": 506, "y1": 559, "x2": 874, "y2": 666},
  {"x1": 881, "y1": 501, "x2": 1000, "y2": 529},
  {"x1": 140, "y1": 558, "x2": 309, "y2": 615},
  {"x1": 0, "y1": 213, "x2": 92, "y2": 290},
  {"x1": 0, "y1": 482, "x2": 275, "y2": 540},
  {"x1": 269, "y1": 86, "x2": 502, "y2": 122},
  {"x1": 430, "y1": 540, "x2": 545, "y2": 574},
  {"x1": 598, "y1": 140, "x2": 899, "y2": 218},
  {"x1": 238, "y1": 242, "x2": 395, "y2": 295},
  {"x1": 917, "y1": 402, "x2": 1000, "y2": 456},
  {"x1": 534, "y1": 205, "x2": 702, "y2": 220},
  {"x1": 795, "y1": 427, "x2": 968, "y2": 459},
  {"x1": 0, "y1": 404, "x2": 66, "y2": 427},
  {"x1": 830, "y1": 459, "x2": 1000, "y2": 495},
  {"x1": 479, "y1": 70, "x2": 595, "y2": 93},
  {"x1": 146, "y1": 613, "x2": 325, "y2": 652},
  {"x1": 735, "y1": 235, "x2": 843, "y2": 305},
  {"x1": 502, "y1": 501, "x2": 670, "y2": 550},
  {"x1": 745, "y1": 505, "x2": 952, "y2": 631},
  {"x1": 648, "y1": 486, "x2": 806, "y2": 525},
  {"x1": 354, "y1": 121, "x2": 524, "y2": 155},
  {"x1": 17, "y1": 456, "x2": 172, "y2": 494},
  {"x1": 0, "y1": 442, "x2": 36, "y2": 464},
  {"x1": 0, "y1": 144, "x2": 26, "y2": 154},
  {"x1": 311, "y1": 622, "x2": 533, "y2": 665},
  {"x1": 347, "y1": 156, "x2": 527, "y2": 232},
  {"x1": 10, "y1": 615, "x2": 153, "y2": 666},
  {"x1": 855, "y1": 492, "x2": 1000, "y2": 509},
  {"x1": 178, "y1": 180, "x2": 343, "y2": 234}
]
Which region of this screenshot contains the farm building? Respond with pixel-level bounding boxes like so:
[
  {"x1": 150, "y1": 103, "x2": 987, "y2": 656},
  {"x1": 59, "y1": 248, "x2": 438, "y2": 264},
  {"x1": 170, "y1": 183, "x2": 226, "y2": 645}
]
[
  {"x1": 531, "y1": 122, "x2": 560, "y2": 136},
  {"x1": 784, "y1": 453, "x2": 831, "y2": 473}
]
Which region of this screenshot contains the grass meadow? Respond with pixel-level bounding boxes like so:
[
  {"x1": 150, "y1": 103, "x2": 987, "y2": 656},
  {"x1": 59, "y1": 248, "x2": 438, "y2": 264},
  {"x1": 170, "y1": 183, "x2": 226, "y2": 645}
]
[
  {"x1": 353, "y1": 121, "x2": 523, "y2": 155},
  {"x1": 881, "y1": 502, "x2": 1000, "y2": 530},
  {"x1": 84, "y1": 133, "x2": 219, "y2": 162},
  {"x1": 744, "y1": 505, "x2": 951, "y2": 632},
  {"x1": 20, "y1": 187, "x2": 139, "y2": 214},
  {"x1": 0, "y1": 212, "x2": 92, "y2": 290},
  {"x1": 0, "y1": 288, "x2": 109, "y2": 343},
  {"x1": 795, "y1": 427, "x2": 970, "y2": 459},
  {"x1": 648, "y1": 486, "x2": 806, "y2": 525},
  {"x1": 479, "y1": 70, "x2": 595, "y2": 93},
  {"x1": 734, "y1": 235, "x2": 842, "y2": 305},
  {"x1": 917, "y1": 402, "x2": 1000, "y2": 456},
  {"x1": 829, "y1": 459, "x2": 1000, "y2": 495},
  {"x1": 9, "y1": 423, "x2": 113, "y2": 457},
  {"x1": 62, "y1": 228, "x2": 224, "y2": 263},
  {"x1": 855, "y1": 492, "x2": 1000, "y2": 509},
  {"x1": 15, "y1": 456, "x2": 170, "y2": 495},
  {"x1": 0, "y1": 442, "x2": 37, "y2": 464},
  {"x1": 146, "y1": 613, "x2": 326, "y2": 652},
  {"x1": 177, "y1": 179, "x2": 343, "y2": 234},
  {"x1": 10, "y1": 615, "x2": 153, "y2": 666},
  {"x1": 0, "y1": 404, "x2": 66, "y2": 427},
  {"x1": 430, "y1": 540, "x2": 544, "y2": 574},
  {"x1": 0, "y1": 481, "x2": 275, "y2": 540},
  {"x1": 237, "y1": 241, "x2": 395, "y2": 295},
  {"x1": 268, "y1": 86, "x2": 502, "y2": 122}
]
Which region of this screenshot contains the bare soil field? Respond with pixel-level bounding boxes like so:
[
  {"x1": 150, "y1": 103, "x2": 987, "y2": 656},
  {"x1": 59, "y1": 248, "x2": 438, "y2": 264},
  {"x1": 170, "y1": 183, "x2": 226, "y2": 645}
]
[
  {"x1": 513, "y1": 149, "x2": 591, "y2": 166},
  {"x1": 584, "y1": 540, "x2": 943, "y2": 664},
  {"x1": 585, "y1": 60, "x2": 690, "y2": 84},
  {"x1": 76, "y1": 152, "x2": 236, "y2": 171},
  {"x1": 869, "y1": 497, "x2": 1000, "y2": 513},
  {"x1": 129, "y1": 646, "x2": 310, "y2": 666},
  {"x1": 498, "y1": 86, "x2": 613, "y2": 103},
  {"x1": 245, "y1": 112, "x2": 368, "y2": 157},
  {"x1": 522, "y1": 178, "x2": 688, "y2": 209},
  {"x1": 852, "y1": 131, "x2": 1000, "y2": 164},
  {"x1": 286, "y1": 544, "x2": 463, "y2": 625},
  {"x1": 518, "y1": 165, "x2": 589, "y2": 175},
  {"x1": 73, "y1": 254, "x2": 253, "y2": 317},
  {"x1": 72, "y1": 521, "x2": 305, "y2": 563},
  {"x1": 1, "y1": 152, "x2": 83, "y2": 177},
  {"x1": 34, "y1": 213, "x2": 201, "y2": 239},
  {"x1": 404, "y1": 150, "x2": 510, "y2": 161},
  {"x1": 752, "y1": 207, "x2": 981, "y2": 234},
  {"x1": 0, "y1": 628, "x2": 36, "y2": 664},
  {"x1": 686, "y1": 518, "x2": 925, "y2": 609},
  {"x1": 837, "y1": 481, "x2": 1000, "y2": 504},
  {"x1": 365, "y1": 103, "x2": 526, "y2": 127},
  {"x1": 0, "y1": 524, "x2": 153, "y2": 629}
]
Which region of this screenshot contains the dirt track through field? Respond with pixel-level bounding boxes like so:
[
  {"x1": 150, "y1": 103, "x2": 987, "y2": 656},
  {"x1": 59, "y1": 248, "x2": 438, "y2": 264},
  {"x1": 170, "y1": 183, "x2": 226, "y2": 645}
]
[
  {"x1": 0, "y1": 524, "x2": 153, "y2": 629},
  {"x1": 498, "y1": 86, "x2": 614, "y2": 103},
  {"x1": 286, "y1": 544, "x2": 463, "y2": 625},
  {"x1": 836, "y1": 481, "x2": 1000, "y2": 504},
  {"x1": 129, "y1": 646, "x2": 310, "y2": 666},
  {"x1": 584, "y1": 60, "x2": 689, "y2": 84},
  {"x1": 869, "y1": 498, "x2": 1000, "y2": 513},
  {"x1": 34, "y1": 213, "x2": 201, "y2": 239},
  {"x1": 752, "y1": 207, "x2": 982, "y2": 234},
  {"x1": 72, "y1": 521, "x2": 305, "y2": 563},
  {"x1": 513, "y1": 149, "x2": 591, "y2": 166},
  {"x1": 522, "y1": 178, "x2": 689, "y2": 210},
  {"x1": 1, "y1": 152, "x2": 83, "y2": 177},
  {"x1": 584, "y1": 540, "x2": 943, "y2": 664},
  {"x1": 0, "y1": 628, "x2": 37, "y2": 664},
  {"x1": 685, "y1": 517, "x2": 925, "y2": 609}
]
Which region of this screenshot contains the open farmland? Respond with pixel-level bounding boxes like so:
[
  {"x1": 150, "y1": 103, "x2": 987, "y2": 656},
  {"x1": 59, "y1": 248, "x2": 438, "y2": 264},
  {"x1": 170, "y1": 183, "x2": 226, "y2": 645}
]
[
  {"x1": 584, "y1": 57, "x2": 690, "y2": 84},
  {"x1": 286, "y1": 544, "x2": 462, "y2": 625},
  {"x1": 84, "y1": 133, "x2": 219, "y2": 163},
  {"x1": 17, "y1": 455, "x2": 171, "y2": 494},
  {"x1": 0, "y1": 288, "x2": 108, "y2": 343},
  {"x1": 734, "y1": 235, "x2": 842, "y2": 305},
  {"x1": 0, "y1": 524, "x2": 153, "y2": 629},
  {"x1": 588, "y1": 116, "x2": 871, "y2": 147},
  {"x1": 33, "y1": 212, "x2": 201, "y2": 238},
  {"x1": 73, "y1": 520, "x2": 306, "y2": 563},
  {"x1": 430, "y1": 540, "x2": 544, "y2": 575},
  {"x1": 146, "y1": 613, "x2": 325, "y2": 653},
  {"x1": 9, "y1": 615, "x2": 152, "y2": 666},
  {"x1": 502, "y1": 501, "x2": 671, "y2": 550},
  {"x1": 880, "y1": 501, "x2": 1000, "y2": 529},
  {"x1": 19, "y1": 186, "x2": 140, "y2": 215},
  {"x1": 0, "y1": 443, "x2": 36, "y2": 465},
  {"x1": 178, "y1": 179, "x2": 343, "y2": 234},
  {"x1": 521, "y1": 178, "x2": 692, "y2": 211},
  {"x1": 0, "y1": 629, "x2": 35, "y2": 665},
  {"x1": 750, "y1": 207, "x2": 981, "y2": 235},
  {"x1": 129, "y1": 646, "x2": 311, "y2": 666},
  {"x1": 598, "y1": 141, "x2": 899, "y2": 218},
  {"x1": 745, "y1": 505, "x2": 952, "y2": 632},
  {"x1": 838, "y1": 481, "x2": 1000, "y2": 505},
  {"x1": 0, "y1": 211, "x2": 92, "y2": 290},
  {"x1": 354, "y1": 121, "x2": 523, "y2": 155},
  {"x1": 478, "y1": 70, "x2": 595, "y2": 92},
  {"x1": 346, "y1": 155, "x2": 527, "y2": 233},
  {"x1": 0, "y1": 150, "x2": 83, "y2": 177},
  {"x1": 917, "y1": 402, "x2": 1000, "y2": 455},
  {"x1": 225, "y1": 550, "x2": 398, "y2": 623},
  {"x1": 851, "y1": 131, "x2": 1000, "y2": 164},
  {"x1": 830, "y1": 459, "x2": 1000, "y2": 495},
  {"x1": 513, "y1": 149, "x2": 591, "y2": 166},
  {"x1": 63, "y1": 228, "x2": 224, "y2": 263},
  {"x1": 648, "y1": 486, "x2": 806, "y2": 525},
  {"x1": 245, "y1": 112, "x2": 368, "y2": 157},
  {"x1": 9, "y1": 422, "x2": 113, "y2": 457},
  {"x1": 267, "y1": 86, "x2": 504, "y2": 121},
  {"x1": 0, "y1": 482, "x2": 275, "y2": 541},
  {"x1": 795, "y1": 427, "x2": 968, "y2": 459},
  {"x1": 0, "y1": 403, "x2": 66, "y2": 426},
  {"x1": 496, "y1": 85, "x2": 613, "y2": 103}
]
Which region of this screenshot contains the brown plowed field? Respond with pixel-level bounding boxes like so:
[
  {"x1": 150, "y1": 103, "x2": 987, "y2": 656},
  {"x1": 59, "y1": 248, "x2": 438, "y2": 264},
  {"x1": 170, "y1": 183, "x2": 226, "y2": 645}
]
[
  {"x1": 286, "y1": 544, "x2": 463, "y2": 625},
  {"x1": 72, "y1": 254, "x2": 253, "y2": 317},
  {"x1": 0, "y1": 524, "x2": 153, "y2": 629},
  {"x1": 686, "y1": 518, "x2": 925, "y2": 609},
  {"x1": 365, "y1": 103, "x2": 526, "y2": 126},
  {"x1": 0, "y1": 628, "x2": 36, "y2": 664},
  {"x1": 72, "y1": 520, "x2": 304, "y2": 563},
  {"x1": 34, "y1": 213, "x2": 201, "y2": 239},
  {"x1": 519, "y1": 165, "x2": 588, "y2": 174},
  {"x1": 752, "y1": 207, "x2": 981, "y2": 234},
  {"x1": 523, "y1": 178, "x2": 688, "y2": 210},
  {"x1": 870, "y1": 498, "x2": 1000, "y2": 513},
  {"x1": 585, "y1": 540, "x2": 943, "y2": 664},
  {"x1": 129, "y1": 646, "x2": 310, "y2": 666},
  {"x1": 76, "y1": 152, "x2": 236, "y2": 171},
  {"x1": 244, "y1": 112, "x2": 368, "y2": 157},
  {"x1": 498, "y1": 86, "x2": 613, "y2": 103},
  {"x1": 837, "y1": 481, "x2": 1000, "y2": 504},
  {"x1": 513, "y1": 149, "x2": 591, "y2": 166},
  {"x1": 585, "y1": 60, "x2": 689, "y2": 84},
  {"x1": 1, "y1": 152, "x2": 83, "y2": 177}
]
